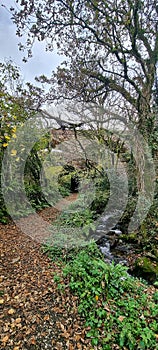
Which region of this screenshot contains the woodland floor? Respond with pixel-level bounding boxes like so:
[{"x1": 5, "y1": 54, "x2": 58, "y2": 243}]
[{"x1": 0, "y1": 195, "x2": 92, "y2": 350}]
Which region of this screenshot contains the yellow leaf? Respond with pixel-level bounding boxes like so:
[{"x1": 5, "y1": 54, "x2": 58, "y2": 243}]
[
  {"x1": 2, "y1": 142, "x2": 8, "y2": 148},
  {"x1": 0, "y1": 299, "x2": 4, "y2": 304},
  {"x1": 95, "y1": 295, "x2": 99, "y2": 301},
  {"x1": 12, "y1": 126, "x2": 17, "y2": 133},
  {"x1": 12, "y1": 133, "x2": 17, "y2": 139},
  {"x1": 5, "y1": 135, "x2": 10, "y2": 140},
  {"x1": 8, "y1": 308, "x2": 15, "y2": 315},
  {"x1": 11, "y1": 149, "x2": 17, "y2": 156}
]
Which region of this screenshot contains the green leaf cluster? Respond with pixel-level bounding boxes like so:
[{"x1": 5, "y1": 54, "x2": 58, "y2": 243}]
[{"x1": 51, "y1": 242, "x2": 158, "y2": 349}]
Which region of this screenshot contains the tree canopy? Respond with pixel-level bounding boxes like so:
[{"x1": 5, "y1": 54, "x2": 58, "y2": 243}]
[{"x1": 9, "y1": 0, "x2": 158, "y2": 136}]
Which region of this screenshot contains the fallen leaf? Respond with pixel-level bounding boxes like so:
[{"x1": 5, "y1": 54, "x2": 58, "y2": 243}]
[
  {"x1": 0, "y1": 276, "x2": 4, "y2": 282},
  {"x1": 30, "y1": 337, "x2": 36, "y2": 345},
  {"x1": 31, "y1": 315, "x2": 36, "y2": 323},
  {"x1": 8, "y1": 308, "x2": 15, "y2": 315},
  {"x1": 44, "y1": 315, "x2": 50, "y2": 321},
  {"x1": 101, "y1": 281, "x2": 105, "y2": 288},
  {"x1": 2, "y1": 335, "x2": 9, "y2": 343},
  {"x1": 104, "y1": 304, "x2": 110, "y2": 312},
  {"x1": 30, "y1": 297, "x2": 35, "y2": 302},
  {"x1": 12, "y1": 257, "x2": 20, "y2": 264},
  {"x1": 60, "y1": 322, "x2": 65, "y2": 331},
  {"x1": 0, "y1": 299, "x2": 4, "y2": 304},
  {"x1": 3, "y1": 323, "x2": 10, "y2": 332},
  {"x1": 118, "y1": 315, "x2": 125, "y2": 322},
  {"x1": 62, "y1": 331, "x2": 70, "y2": 339},
  {"x1": 75, "y1": 334, "x2": 82, "y2": 341}
]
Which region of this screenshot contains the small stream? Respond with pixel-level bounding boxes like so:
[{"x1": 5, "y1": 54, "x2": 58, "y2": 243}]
[
  {"x1": 96, "y1": 231, "x2": 137, "y2": 266},
  {"x1": 92, "y1": 209, "x2": 140, "y2": 272},
  {"x1": 90, "y1": 210, "x2": 158, "y2": 285}
]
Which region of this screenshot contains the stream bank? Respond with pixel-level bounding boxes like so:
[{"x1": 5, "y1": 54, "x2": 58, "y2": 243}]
[{"x1": 93, "y1": 212, "x2": 158, "y2": 285}]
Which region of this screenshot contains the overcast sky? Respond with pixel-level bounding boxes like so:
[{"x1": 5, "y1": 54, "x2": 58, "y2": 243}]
[{"x1": 0, "y1": 1, "x2": 62, "y2": 85}]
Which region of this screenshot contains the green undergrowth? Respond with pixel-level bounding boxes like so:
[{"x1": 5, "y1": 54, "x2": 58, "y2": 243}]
[
  {"x1": 54, "y1": 207, "x2": 95, "y2": 228},
  {"x1": 45, "y1": 241, "x2": 158, "y2": 349}
]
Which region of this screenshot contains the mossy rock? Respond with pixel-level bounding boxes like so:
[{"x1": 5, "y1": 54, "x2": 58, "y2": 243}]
[
  {"x1": 134, "y1": 256, "x2": 158, "y2": 283},
  {"x1": 121, "y1": 232, "x2": 139, "y2": 243}
]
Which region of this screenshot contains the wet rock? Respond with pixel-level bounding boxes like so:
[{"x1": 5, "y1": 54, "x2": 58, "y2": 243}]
[
  {"x1": 112, "y1": 244, "x2": 134, "y2": 253},
  {"x1": 108, "y1": 229, "x2": 122, "y2": 235},
  {"x1": 96, "y1": 224, "x2": 107, "y2": 231},
  {"x1": 99, "y1": 242, "x2": 110, "y2": 255},
  {"x1": 101, "y1": 213, "x2": 114, "y2": 223},
  {"x1": 99, "y1": 242, "x2": 113, "y2": 263},
  {"x1": 112, "y1": 257, "x2": 127, "y2": 265},
  {"x1": 94, "y1": 230, "x2": 107, "y2": 237},
  {"x1": 96, "y1": 236, "x2": 109, "y2": 246}
]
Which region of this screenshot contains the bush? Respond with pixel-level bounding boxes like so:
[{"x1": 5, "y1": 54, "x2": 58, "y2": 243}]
[
  {"x1": 54, "y1": 208, "x2": 94, "y2": 227},
  {"x1": 90, "y1": 190, "x2": 109, "y2": 214}
]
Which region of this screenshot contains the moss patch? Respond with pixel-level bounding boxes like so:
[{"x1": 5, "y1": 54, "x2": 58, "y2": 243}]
[{"x1": 134, "y1": 257, "x2": 158, "y2": 283}]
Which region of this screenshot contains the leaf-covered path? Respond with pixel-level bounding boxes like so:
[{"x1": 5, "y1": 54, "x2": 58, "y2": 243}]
[{"x1": 0, "y1": 206, "x2": 91, "y2": 350}]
